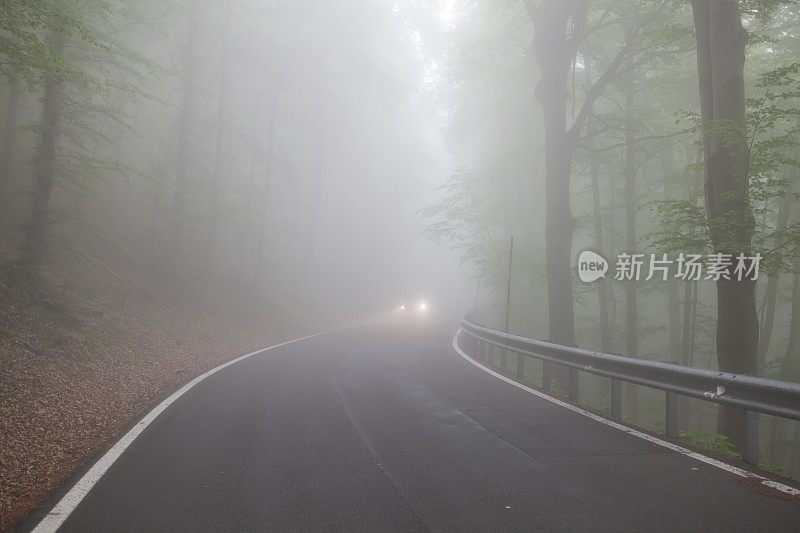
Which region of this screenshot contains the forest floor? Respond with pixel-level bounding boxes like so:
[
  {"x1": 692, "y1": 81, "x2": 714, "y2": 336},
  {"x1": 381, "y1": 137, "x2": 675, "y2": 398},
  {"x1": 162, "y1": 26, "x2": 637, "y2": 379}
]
[{"x1": 0, "y1": 256, "x2": 333, "y2": 532}]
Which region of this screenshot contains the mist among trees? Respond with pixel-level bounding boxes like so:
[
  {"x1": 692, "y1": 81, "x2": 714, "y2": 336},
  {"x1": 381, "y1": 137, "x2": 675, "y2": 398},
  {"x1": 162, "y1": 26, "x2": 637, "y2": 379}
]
[
  {"x1": 424, "y1": 0, "x2": 800, "y2": 476},
  {"x1": 2, "y1": 1, "x2": 800, "y2": 527}
]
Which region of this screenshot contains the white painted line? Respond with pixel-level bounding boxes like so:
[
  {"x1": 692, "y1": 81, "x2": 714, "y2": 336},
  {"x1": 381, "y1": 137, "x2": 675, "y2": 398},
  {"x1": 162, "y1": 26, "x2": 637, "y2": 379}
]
[
  {"x1": 32, "y1": 328, "x2": 340, "y2": 533},
  {"x1": 451, "y1": 328, "x2": 800, "y2": 497}
]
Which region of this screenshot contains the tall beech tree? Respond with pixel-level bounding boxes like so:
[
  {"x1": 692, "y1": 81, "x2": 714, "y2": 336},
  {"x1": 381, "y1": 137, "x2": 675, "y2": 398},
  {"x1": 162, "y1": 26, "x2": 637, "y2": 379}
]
[
  {"x1": 19, "y1": 35, "x2": 65, "y2": 274},
  {"x1": 522, "y1": 0, "x2": 663, "y2": 388},
  {"x1": 690, "y1": 0, "x2": 758, "y2": 450},
  {"x1": 207, "y1": 0, "x2": 233, "y2": 264},
  {"x1": 167, "y1": 2, "x2": 199, "y2": 262}
]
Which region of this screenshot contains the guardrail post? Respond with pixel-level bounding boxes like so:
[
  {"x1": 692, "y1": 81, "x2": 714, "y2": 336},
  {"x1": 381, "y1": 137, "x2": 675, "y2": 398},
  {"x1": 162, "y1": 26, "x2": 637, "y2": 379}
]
[
  {"x1": 516, "y1": 354, "x2": 524, "y2": 380},
  {"x1": 568, "y1": 368, "x2": 579, "y2": 403},
  {"x1": 610, "y1": 379, "x2": 622, "y2": 421},
  {"x1": 742, "y1": 410, "x2": 759, "y2": 465},
  {"x1": 500, "y1": 347, "x2": 508, "y2": 371},
  {"x1": 479, "y1": 340, "x2": 487, "y2": 362},
  {"x1": 665, "y1": 391, "x2": 678, "y2": 438},
  {"x1": 543, "y1": 363, "x2": 552, "y2": 393}
]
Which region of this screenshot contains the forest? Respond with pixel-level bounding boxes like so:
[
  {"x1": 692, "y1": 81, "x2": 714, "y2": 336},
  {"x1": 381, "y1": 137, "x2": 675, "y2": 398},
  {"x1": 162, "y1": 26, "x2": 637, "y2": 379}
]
[
  {"x1": 424, "y1": 0, "x2": 800, "y2": 480},
  {"x1": 1, "y1": 0, "x2": 800, "y2": 530}
]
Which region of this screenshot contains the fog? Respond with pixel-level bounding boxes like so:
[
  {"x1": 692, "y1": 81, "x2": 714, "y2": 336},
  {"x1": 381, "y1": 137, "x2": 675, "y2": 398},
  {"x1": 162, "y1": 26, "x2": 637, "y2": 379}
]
[
  {"x1": 4, "y1": 2, "x2": 800, "y2": 511},
  {"x1": 0, "y1": 1, "x2": 474, "y2": 319}
]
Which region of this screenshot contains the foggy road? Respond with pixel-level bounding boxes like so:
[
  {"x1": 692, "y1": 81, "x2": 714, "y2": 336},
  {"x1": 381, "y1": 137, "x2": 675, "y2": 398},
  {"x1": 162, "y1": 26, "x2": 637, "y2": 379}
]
[
  {"x1": 6, "y1": 2, "x2": 800, "y2": 532},
  {"x1": 38, "y1": 316, "x2": 799, "y2": 532}
]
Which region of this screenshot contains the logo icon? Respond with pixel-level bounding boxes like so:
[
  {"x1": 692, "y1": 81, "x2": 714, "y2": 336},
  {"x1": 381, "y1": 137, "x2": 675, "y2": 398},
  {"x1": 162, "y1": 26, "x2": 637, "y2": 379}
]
[{"x1": 578, "y1": 250, "x2": 608, "y2": 282}]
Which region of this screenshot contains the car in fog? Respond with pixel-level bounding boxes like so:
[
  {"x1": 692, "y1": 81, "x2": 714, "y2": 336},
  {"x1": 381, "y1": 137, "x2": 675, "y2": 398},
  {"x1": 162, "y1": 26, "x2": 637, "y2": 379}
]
[{"x1": 399, "y1": 300, "x2": 429, "y2": 312}]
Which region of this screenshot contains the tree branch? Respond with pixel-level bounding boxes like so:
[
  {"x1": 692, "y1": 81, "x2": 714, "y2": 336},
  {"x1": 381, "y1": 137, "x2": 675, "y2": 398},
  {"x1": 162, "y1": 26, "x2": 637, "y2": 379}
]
[
  {"x1": 579, "y1": 130, "x2": 690, "y2": 153},
  {"x1": 566, "y1": 1, "x2": 669, "y2": 145}
]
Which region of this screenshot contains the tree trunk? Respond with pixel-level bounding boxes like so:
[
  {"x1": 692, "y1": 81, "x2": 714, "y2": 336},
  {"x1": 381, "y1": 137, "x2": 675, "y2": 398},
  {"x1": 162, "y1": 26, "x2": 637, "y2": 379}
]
[
  {"x1": 658, "y1": 110, "x2": 681, "y2": 359},
  {"x1": 167, "y1": 3, "x2": 199, "y2": 262},
  {"x1": 606, "y1": 149, "x2": 618, "y2": 339},
  {"x1": 623, "y1": 59, "x2": 638, "y2": 420},
  {"x1": 19, "y1": 35, "x2": 65, "y2": 276},
  {"x1": 767, "y1": 289, "x2": 795, "y2": 463},
  {"x1": 681, "y1": 278, "x2": 693, "y2": 367},
  {"x1": 255, "y1": 68, "x2": 289, "y2": 284},
  {"x1": 207, "y1": 0, "x2": 232, "y2": 264},
  {"x1": 681, "y1": 146, "x2": 704, "y2": 374},
  {"x1": 525, "y1": 0, "x2": 638, "y2": 390},
  {"x1": 784, "y1": 258, "x2": 800, "y2": 368},
  {"x1": 677, "y1": 146, "x2": 704, "y2": 428},
  {"x1": 0, "y1": 75, "x2": 21, "y2": 213},
  {"x1": 584, "y1": 61, "x2": 612, "y2": 354},
  {"x1": 239, "y1": 96, "x2": 260, "y2": 281},
  {"x1": 681, "y1": 280, "x2": 698, "y2": 365},
  {"x1": 527, "y1": 3, "x2": 587, "y2": 392},
  {"x1": 302, "y1": 119, "x2": 328, "y2": 299},
  {"x1": 588, "y1": 115, "x2": 612, "y2": 353},
  {"x1": 668, "y1": 280, "x2": 682, "y2": 357},
  {"x1": 757, "y1": 170, "x2": 791, "y2": 372},
  {"x1": 534, "y1": 13, "x2": 576, "y2": 350},
  {"x1": 768, "y1": 235, "x2": 800, "y2": 463},
  {"x1": 542, "y1": 145, "x2": 575, "y2": 391},
  {"x1": 691, "y1": 0, "x2": 758, "y2": 451}
]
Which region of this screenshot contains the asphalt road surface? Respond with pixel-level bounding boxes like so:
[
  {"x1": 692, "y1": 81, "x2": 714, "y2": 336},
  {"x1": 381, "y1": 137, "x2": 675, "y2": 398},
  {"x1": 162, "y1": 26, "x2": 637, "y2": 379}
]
[{"x1": 41, "y1": 314, "x2": 800, "y2": 532}]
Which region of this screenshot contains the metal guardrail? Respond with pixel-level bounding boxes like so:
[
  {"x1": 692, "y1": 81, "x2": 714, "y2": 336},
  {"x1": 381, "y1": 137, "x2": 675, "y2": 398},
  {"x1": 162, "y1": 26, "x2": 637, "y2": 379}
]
[{"x1": 459, "y1": 313, "x2": 800, "y2": 465}]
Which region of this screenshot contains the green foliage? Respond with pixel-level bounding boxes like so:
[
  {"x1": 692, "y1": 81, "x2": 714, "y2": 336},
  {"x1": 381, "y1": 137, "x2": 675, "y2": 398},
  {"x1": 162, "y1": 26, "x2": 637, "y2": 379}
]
[
  {"x1": 679, "y1": 430, "x2": 742, "y2": 460},
  {"x1": 1, "y1": 1, "x2": 161, "y2": 269},
  {"x1": 647, "y1": 188, "x2": 711, "y2": 254},
  {"x1": 1, "y1": 1, "x2": 76, "y2": 83},
  {"x1": 648, "y1": 55, "x2": 800, "y2": 274},
  {"x1": 420, "y1": 169, "x2": 507, "y2": 286},
  {"x1": 741, "y1": 0, "x2": 796, "y2": 21}
]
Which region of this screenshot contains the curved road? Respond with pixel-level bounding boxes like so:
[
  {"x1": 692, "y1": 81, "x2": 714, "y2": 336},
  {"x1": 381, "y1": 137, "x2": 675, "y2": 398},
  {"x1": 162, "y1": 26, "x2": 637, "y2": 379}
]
[{"x1": 38, "y1": 315, "x2": 799, "y2": 531}]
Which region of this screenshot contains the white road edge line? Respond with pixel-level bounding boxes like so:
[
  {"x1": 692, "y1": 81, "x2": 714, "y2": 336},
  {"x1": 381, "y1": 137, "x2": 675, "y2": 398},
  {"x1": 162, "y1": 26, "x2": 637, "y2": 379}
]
[
  {"x1": 451, "y1": 328, "x2": 800, "y2": 497},
  {"x1": 32, "y1": 328, "x2": 340, "y2": 533}
]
